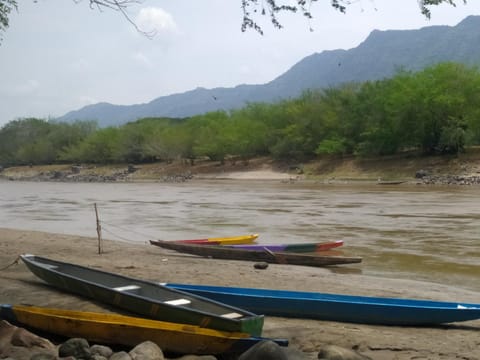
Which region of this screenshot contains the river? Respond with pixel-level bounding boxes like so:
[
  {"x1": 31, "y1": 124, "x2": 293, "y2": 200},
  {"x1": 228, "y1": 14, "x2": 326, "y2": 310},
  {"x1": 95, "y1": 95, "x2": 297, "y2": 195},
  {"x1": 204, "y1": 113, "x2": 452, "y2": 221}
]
[{"x1": 1, "y1": 180, "x2": 479, "y2": 292}]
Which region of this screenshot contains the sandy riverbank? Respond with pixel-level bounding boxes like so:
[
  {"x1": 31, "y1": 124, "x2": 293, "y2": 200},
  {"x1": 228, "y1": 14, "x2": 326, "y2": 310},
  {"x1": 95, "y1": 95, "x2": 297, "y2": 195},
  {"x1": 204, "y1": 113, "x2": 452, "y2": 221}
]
[
  {"x1": 2, "y1": 149, "x2": 480, "y2": 184},
  {"x1": 0, "y1": 228, "x2": 479, "y2": 359}
]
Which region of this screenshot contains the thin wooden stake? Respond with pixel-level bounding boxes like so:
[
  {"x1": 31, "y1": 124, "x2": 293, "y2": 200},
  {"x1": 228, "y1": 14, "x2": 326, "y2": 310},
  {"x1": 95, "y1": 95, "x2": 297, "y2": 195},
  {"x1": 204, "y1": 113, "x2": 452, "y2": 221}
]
[{"x1": 94, "y1": 203, "x2": 103, "y2": 254}]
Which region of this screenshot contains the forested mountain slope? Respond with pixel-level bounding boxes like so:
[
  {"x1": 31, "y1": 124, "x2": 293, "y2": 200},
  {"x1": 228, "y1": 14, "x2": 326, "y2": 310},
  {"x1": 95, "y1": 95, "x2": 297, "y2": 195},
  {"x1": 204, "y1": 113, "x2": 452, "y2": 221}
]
[{"x1": 57, "y1": 16, "x2": 480, "y2": 127}]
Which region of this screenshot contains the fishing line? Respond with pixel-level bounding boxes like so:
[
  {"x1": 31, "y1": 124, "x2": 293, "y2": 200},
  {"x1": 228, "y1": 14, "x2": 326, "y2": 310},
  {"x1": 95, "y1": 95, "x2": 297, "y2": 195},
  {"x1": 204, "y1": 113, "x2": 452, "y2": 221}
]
[{"x1": 101, "y1": 219, "x2": 156, "y2": 241}]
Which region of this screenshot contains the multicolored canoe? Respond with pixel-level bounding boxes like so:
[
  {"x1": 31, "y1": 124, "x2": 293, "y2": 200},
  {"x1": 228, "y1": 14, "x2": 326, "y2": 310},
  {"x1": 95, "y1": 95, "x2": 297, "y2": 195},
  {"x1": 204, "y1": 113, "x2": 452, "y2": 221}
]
[
  {"x1": 227, "y1": 240, "x2": 343, "y2": 253},
  {"x1": 173, "y1": 234, "x2": 259, "y2": 245},
  {"x1": 0, "y1": 304, "x2": 287, "y2": 355},
  {"x1": 150, "y1": 240, "x2": 362, "y2": 267}
]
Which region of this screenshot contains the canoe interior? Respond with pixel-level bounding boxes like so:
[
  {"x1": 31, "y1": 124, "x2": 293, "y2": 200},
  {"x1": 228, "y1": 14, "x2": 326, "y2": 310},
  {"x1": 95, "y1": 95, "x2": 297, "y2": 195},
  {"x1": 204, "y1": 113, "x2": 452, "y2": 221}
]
[
  {"x1": 228, "y1": 240, "x2": 344, "y2": 253},
  {"x1": 175, "y1": 234, "x2": 258, "y2": 245}
]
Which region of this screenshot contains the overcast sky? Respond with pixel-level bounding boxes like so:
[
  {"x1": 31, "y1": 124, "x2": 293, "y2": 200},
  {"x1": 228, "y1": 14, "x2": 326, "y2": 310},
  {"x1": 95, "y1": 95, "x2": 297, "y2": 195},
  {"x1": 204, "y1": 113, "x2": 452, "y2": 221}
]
[{"x1": 1, "y1": 0, "x2": 480, "y2": 127}]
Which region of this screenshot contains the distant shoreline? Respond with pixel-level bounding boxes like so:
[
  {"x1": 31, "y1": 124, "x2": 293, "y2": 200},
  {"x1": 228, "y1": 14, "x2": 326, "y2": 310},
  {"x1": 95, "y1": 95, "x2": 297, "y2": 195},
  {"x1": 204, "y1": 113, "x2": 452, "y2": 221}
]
[{"x1": 2, "y1": 151, "x2": 480, "y2": 185}]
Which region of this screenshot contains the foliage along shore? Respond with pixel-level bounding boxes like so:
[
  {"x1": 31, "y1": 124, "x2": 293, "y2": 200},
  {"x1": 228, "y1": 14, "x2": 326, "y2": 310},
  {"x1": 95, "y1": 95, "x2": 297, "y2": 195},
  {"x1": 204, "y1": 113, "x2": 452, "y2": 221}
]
[
  {"x1": 2, "y1": 63, "x2": 480, "y2": 171},
  {"x1": 2, "y1": 150, "x2": 480, "y2": 185}
]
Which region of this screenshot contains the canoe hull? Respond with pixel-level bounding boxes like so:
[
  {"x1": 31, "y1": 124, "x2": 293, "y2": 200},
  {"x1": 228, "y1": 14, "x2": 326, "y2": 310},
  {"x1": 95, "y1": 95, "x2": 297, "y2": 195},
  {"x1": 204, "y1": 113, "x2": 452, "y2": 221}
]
[
  {"x1": 0, "y1": 304, "x2": 286, "y2": 355},
  {"x1": 150, "y1": 240, "x2": 361, "y2": 267},
  {"x1": 20, "y1": 255, "x2": 263, "y2": 336},
  {"x1": 165, "y1": 283, "x2": 480, "y2": 326}
]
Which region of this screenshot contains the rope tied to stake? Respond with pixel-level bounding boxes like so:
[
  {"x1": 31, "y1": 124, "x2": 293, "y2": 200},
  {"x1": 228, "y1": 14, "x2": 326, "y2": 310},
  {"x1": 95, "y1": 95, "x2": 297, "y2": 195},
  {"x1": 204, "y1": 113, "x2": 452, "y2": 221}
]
[{"x1": 0, "y1": 255, "x2": 21, "y2": 271}]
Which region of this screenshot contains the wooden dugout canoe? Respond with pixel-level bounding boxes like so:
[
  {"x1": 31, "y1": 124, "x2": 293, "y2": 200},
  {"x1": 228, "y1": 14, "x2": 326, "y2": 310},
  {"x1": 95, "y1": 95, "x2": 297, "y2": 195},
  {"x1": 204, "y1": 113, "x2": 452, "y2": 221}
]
[
  {"x1": 173, "y1": 233, "x2": 259, "y2": 245},
  {"x1": 20, "y1": 254, "x2": 264, "y2": 336},
  {"x1": 149, "y1": 240, "x2": 362, "y2": 267},
  {"x1": 164, "y1": 283, "x2": 480, "y2": 326},
  {"x1": 0, "y1": 304, "x2": 287, "y2": 355},
  {"x1": 377, "y1": 180, "x2": 406, "y2": 185},
  {"x1": 227, "y1": 240, "x2": 344, "y2": 253}
]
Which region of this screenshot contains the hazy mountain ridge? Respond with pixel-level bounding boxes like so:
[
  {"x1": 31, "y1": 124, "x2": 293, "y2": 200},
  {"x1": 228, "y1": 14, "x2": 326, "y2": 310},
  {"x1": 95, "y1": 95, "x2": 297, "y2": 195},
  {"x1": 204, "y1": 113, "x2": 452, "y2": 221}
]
[{"x1": 57, "y1": 16, "x2": 480, "y2": 127}]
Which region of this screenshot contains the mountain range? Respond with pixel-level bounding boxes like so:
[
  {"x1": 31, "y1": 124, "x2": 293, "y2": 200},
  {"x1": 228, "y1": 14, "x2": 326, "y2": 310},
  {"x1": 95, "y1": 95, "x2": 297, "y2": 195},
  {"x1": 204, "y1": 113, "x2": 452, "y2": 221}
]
[{"x1": 58, "y1": 16, "x2": 480, "y2": 127}]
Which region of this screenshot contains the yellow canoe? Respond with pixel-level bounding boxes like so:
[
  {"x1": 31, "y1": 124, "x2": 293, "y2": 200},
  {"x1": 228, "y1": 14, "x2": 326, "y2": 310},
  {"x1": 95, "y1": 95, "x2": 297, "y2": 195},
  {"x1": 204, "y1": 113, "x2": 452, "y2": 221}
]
[
  {"x1": 0, "y1": 304, "x2": 286, "y2": 355},
  {"x1": 174, "y1": 233, "x2": 259, "y2": 245}
]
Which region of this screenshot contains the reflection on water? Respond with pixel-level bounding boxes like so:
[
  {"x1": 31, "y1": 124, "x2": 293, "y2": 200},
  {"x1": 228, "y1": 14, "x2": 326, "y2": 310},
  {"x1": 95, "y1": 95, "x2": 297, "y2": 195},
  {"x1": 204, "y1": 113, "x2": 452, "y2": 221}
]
[{"x1": 1, "y1": 180, "x2": 479, "y2": 291}]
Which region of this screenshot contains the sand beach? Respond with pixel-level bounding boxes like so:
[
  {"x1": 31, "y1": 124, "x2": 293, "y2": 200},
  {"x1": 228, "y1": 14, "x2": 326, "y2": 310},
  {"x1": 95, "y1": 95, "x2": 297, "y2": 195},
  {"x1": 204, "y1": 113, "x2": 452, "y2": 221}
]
[{"x1": 0, "y1": 227, "x2": 479, "y2": 359}]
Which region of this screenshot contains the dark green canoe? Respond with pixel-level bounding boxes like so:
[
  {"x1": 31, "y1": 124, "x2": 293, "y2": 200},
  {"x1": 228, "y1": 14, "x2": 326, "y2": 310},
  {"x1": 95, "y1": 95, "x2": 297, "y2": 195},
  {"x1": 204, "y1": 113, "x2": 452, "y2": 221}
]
[{"x1": 20, "y1": 254, "x2": 264, "y2": 336}]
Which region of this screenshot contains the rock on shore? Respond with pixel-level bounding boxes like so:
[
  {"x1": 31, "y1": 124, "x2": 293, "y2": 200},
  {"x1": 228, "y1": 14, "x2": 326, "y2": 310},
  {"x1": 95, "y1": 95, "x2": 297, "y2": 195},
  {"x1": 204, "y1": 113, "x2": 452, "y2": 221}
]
[{"x1": 0, "y1": 322, "x2": 369, "y2": 360}]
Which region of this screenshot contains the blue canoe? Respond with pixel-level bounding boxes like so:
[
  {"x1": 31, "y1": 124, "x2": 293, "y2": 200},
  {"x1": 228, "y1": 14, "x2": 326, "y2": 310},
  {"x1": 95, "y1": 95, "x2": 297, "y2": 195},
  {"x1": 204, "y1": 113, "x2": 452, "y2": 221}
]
[{"x1": 164, "y1": 283, "x2": 480, "y2": 326}]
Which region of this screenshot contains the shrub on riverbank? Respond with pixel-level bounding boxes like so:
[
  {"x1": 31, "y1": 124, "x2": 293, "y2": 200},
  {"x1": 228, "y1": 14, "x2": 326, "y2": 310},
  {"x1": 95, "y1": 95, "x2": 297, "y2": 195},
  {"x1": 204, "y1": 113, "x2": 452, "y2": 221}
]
[{"x1": 2, "y1": 63, "x2": 480, "y2": 168}]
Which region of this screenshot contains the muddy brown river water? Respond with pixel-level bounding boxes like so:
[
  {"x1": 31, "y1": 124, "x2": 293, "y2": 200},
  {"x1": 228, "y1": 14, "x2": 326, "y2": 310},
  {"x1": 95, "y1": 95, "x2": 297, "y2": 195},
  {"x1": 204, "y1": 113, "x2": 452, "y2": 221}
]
[{"x1": 1, "y1": 180, "x2": 479, "y2": 292}]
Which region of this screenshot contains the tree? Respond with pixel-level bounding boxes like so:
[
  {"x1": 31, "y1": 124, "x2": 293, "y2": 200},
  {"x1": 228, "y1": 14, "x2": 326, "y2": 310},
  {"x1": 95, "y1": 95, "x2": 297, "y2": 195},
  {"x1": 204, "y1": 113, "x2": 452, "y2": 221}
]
[
  {"x1": 0, "y1": 0, "x2": 468, "y2": 42},
  {"x1": 241, "y1": 0, "x2": 467, "y2": 34},
  {"x1": 0, "y1": 118, "x2": 51, "y2": 164},
  {"x1": 191, "y1": 112, "x2": 232, "y2": 163},
  {"x1": 411, "y1": 62, "x2": 475, "y2": 154},
  {"x1": 0, "y1": 0, "x2": 151, "y2": 43},
  {"x1": 78, "y1": 0, "x2": 156, "y2": 37},
  {"x1": 60, "y1": 127, "x2": 120, "y2": 163},
  {"x1": 0, "y1": 0, "x2": 15, "y2": 42}
]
